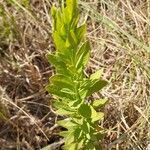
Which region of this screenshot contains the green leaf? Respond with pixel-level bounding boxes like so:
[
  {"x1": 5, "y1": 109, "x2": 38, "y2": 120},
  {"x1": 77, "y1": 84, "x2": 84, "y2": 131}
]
[
  {"x1": 78, "y1": 104, "x2": 91, "y2": 118},
  {"x1": 91, "y1": 111, "x2": 104, "y2": 122},
  {"x1": 92, "y1": 99, "x2": 108, "y2": 108},
  {"x1": 70, "y1": 12, "x2": 79, "y2": 28},
  {"x1": 51, "y1": 5, "x2": 57, "y2": 18},
  {"x1": 78, "y1": 104, "x2": 104, "y2": 122},
  {"x1": 94, "y1": 131, "x2": 105, "y2": 141},
  {"x1": 46, "y1": 84, "x2": 73, "y2": 99},
  {"x1": 46, "y1": 53, "x2": 71, "y2": 75},
  {"x1": 61, "y1": 88, "x2": 76, "y2": 95},
  {"x1": 65, "y1": 130, "x2": 75, "y2": 146},
  {"x1": 76, "y1": 24, "x2": 86, "y2": 43},
  {"x1": 79, "y1": 88, "x2": 88, "y2": 99},
  {"x1": 51, "y1": 5, "x2": 57, "y2": 30},
  {"x1": 60, "y1": 24, "x2": 67, "y2": 37},
  {"x1": 46, "y1": 53, "x2": 64, "y2": 67},
  {"x1": 76, "y1": 41, "x2": 90, "y2": 69},
  {"x1": 53, "y1": 100, "x2": 76, "y2": 112},
  {"x1": 66, "y1": 0, "x2": 77, "y2": 18},
  {"x1": 86, "y1": 79, "x2": 107, "y2": 97},
  {"x1": 59, "y1": 130, "x2": 76, "y2": 149},
  {"x1": 67, "y1": 30, "x2": 78, "y2": 48},
  {"x1": 86, "y1": 143, "x2": 96, "y2": 150},
  {"x1": 77, "y1": 139, "x2": 84, "y2": 149},
  {"x1": 74, "y1": 127, "x2": 83, "y2": 140},
  {"x1": 72, "y1": 117, "x2": 83, "y2": 125},
  {"x1": 57, "y1": 50, "x2": 73, "y2": 63},
  {"x1": 82, "y1": 120, "x2": 91, "y2": 134},
  {"x1": 68, "y1": 143, "x2": 77, "y2": 150},
  {"x1": 55, "y1": 9, "x2": 63, "y2": 32},
  {"x1": 68, "y1": 99, "x2": 82, "y2": 108},
  {"x1": 50, "y1": 74, "x2": 74, "y2": 90},
  {"x1": 57, "y1": 119, "x2": 76, "y2": 129},
  {"x1": 56, "y1": 108, "x2": 75, "y2": 115},
  {"x1": 59, "y1": 131, "x2": 69, "y2": 138},
  {"x1": 63, "y1": 7, "x2": 71, "y2": 25},
  {"x1": 90, "y1": 69, "x2": 103, "y2": 80},
  {"x1": 63, "y1": 142, "x2": 77, "y2": 150},
  {"x1": 53, "y1": 31, "x2": 66, "y2": 51}
]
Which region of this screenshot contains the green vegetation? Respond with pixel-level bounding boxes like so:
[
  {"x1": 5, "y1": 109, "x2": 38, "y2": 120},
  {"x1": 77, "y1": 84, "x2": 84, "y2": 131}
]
[{"x1": 46, "y1": 0, "x2": 107, "y2": 149}]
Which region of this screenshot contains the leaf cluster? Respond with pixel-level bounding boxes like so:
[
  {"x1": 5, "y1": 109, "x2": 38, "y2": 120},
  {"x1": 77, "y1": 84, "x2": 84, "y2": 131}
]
[{"x1": 46, "y1": 0, "x2": 108, "y2": 149}]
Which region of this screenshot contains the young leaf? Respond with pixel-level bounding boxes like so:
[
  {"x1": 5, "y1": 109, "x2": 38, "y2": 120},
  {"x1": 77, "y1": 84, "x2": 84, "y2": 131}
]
[
  {"x1": 82, "y1": 120, "x2": 91, "y2": 135},
  {"x1": 63, "y1": 143, "x2": 77, "y2": 150},
  {"x1": 74, "y1": 127, "x2": 83, "y2": 140},
  {"x1": 76, "y1": 41, "x2": 90, "y2": 69},
  {"x1": 91, "y1": 111, "x2": 104, "y2": 122},
  {"x1": 92, "y1": 99, "x2": 108, "y2": 108},
  {"x1": 53, "y1": 31, "x2": 66, "y2": 51},
  {"x1": 66, "y1": 0, "x2": 77, "y2": 18},
  {"x1": 76, "y1": 24, "x2": 86, "y2": 43},
  {"x1": 53, "y1": 100, "x2": 76, "y2": 112},
  {"x1": 46, "y1": 53, "x2": 64, "y2": 67},
  {"x1": 86, "y1": 143, "x2": 96, "y2": 150},
  {"x1": 51, "y1": 5, "x2": 57, "y2": 30},
  {"x1": 86, "y1": 79, "x2": 108, "y2": 97},
  {"x1": 46, "y1": 84, "x2": 73, "y2": 99},
  {"x1": 59, "y1": 131, "x2": 70, "y2": 138},
  {"x1": 65, "y1": 130, "x2": 75, "y2": 146},
  {"x1": 67, "y1": 30, "x2": 78, "y2": 48},
  {"x1": 46, "y1": 53, "x2": 72, "y2": 75},
  {"x1": 56, "y1": 108, "x2": 75, "y2": 115},
  {"x1": 55, "y1": 9, "x2": 63, "y2": 32},
  {"x1": 77, "y1": 139, "x2": 84, "y2": 149},
  {"x1": 61, "y1": 88, "x2": 76, "y2": 95},
  {"x1": 90, "y1": 69, "x2": 103, "y2": 80},
  {"x1": 78, "y1": 104, "x2": 91, "y2": 118},
  {"x1": 50, "y1": 74, "x2": 74, "y2": 90},
  {"x1": 57, "y1": 119, "x2": 76, "y2": 129}
]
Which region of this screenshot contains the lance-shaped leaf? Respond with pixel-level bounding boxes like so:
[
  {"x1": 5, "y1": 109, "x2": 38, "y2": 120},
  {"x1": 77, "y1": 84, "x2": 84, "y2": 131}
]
[
  {"x1": 67, "y1": 30, "x2": 78, "y2": 49},
  {"x1": 53, "y1": 100, "x2": 76, "y2": 113},
  {"x1": 46, "y1": 84, "x2": 73, "y2": 99},
  {"x1": 55, "y1": 9, "x2": 63, "y2": 32},
  {"x1": 76, "y1": 24, "x2": 86, "y2": 43},
  {"x1": 90, "y1": 107, "x2": 104, "y2": 122},
  {"x1": 86, "y1": 79, "x2": 108, "y2": 97},
  {"x1": 56, "y1": 108, "x2": 75, "y2": 115},
  {"x1": 57, "y1": 119, "x2": 77, "y2": 129},
  {"x1": 46, "y1": 53, "x2": 72, "y2": 75},
  {"x1": 51, "y1": 5, "x2": 57, "y2": 30},
  {"x1": 53, "y1": 31, "x2": 66, "y2": 51},
  {"x1": 49, "y1": 74, "x2": 74, "y2": 90},
  {"x1": 92, "y1": 99, "x2": 108, "y2": 108},
  {"x1": 66, "y1": 0, "x2": 77, "y2": 20},
  {"x1": 75, "y1": 41, "x2": 90, "y2": 69},
  {"x1": 78, "y1": 104, "x2": 104, "y2": 122},
  {"x1": 90, "y1": 69, "x2": 103, "y2": 80}
]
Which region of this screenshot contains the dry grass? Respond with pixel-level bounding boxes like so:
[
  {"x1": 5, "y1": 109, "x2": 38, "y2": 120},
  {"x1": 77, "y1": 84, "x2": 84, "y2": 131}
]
[{"x1": 0, "y1": 0, "x2": 150, "y2": 150}]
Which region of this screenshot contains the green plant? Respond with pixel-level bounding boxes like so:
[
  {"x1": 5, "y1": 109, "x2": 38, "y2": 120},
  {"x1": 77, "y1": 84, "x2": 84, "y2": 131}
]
[
  {"x1": 46, "y1": 0, "x2": 108, "y2": 149},
  {"x1": 0, "y1": 2, "x2": 18, "y2": 56},
  {"x1": 0, "y1": 4, "x2": 12, "y2": 46}
]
